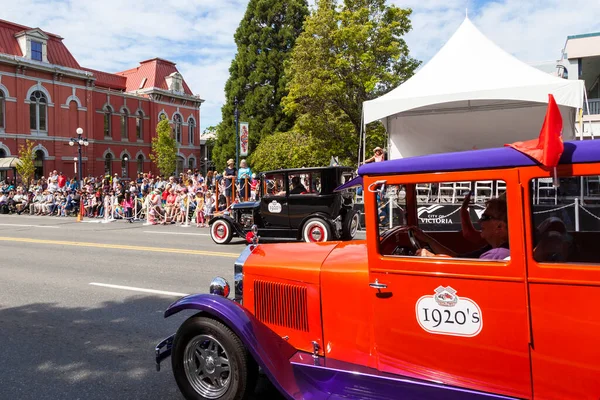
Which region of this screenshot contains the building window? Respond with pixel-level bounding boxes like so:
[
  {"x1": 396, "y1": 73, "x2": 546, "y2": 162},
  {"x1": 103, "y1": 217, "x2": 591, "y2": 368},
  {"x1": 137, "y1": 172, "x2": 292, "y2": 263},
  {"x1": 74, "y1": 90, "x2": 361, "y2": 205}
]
[
  {"x1": 176, "y1": 156, "x2": 185, "y2": 175},
  {"x1": 121, "y1": 155, "x2": 129, "y2": 177},
  {"x1": 34, "y1": 149, "x2": 44, "y2": 179},
  {"x1": 188, "y1": 118, "x2": 195, "y2": 145},
  {"x1": 159, "y1": 112, "x2": 167, "y2": 121},
  {"x1": 29, "y1": 90, "x2": 47, "y2": 131},
  {"x1": 0, "y1": 90, "x2": 4, "y2": 129},
  {"x1": 136, "y1": 111, "x2": 143, "y2": 139},
  {"x1": 31, "y1": 41, "x2": 43, "y2": 62},
  {"x1": 173, "y1": 114, "x2": 182, "y2": 143},
  {"x1": 104, "y1": 153, "x2": 113, "y2": 175},
  {"x1": 104, "y1": 106, "x2": 112, "y2": 137},
  {"x1": 121, "y1": 109, "x2": 128, "y2": 139},
  {"x1": 188, "y1": 158, "x2": 195, "y2": 170},
  {"x1": 137, "y1": 154, "x2": 144, "y2": 174}
]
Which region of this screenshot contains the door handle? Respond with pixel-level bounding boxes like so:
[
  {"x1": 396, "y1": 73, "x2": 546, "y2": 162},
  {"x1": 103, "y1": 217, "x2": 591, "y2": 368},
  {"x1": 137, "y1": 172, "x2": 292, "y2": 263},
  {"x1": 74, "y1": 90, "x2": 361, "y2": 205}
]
[{"x1": 369, "y1": 279, "x2": 387, "y2": 289}]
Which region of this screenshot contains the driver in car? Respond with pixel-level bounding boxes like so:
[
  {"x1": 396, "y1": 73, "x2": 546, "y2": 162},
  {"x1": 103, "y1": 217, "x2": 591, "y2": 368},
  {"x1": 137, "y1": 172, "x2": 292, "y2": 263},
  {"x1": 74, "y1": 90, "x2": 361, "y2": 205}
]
[
  {"x1": 411, "y1": 197, "x2": 510, "y2": 260},
  {"x1": 289, "y1": 176, "x2": 307, "y2": 195}
]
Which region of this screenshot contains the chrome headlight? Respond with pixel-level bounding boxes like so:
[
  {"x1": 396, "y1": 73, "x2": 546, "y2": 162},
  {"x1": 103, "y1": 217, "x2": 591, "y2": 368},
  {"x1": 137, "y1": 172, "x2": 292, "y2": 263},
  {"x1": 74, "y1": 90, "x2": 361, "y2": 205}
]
[
  {"x1": 234, "y1": 245, "x2": 254, "y2": 303},
  {"x1": 209, "y1": 277, "x2": 230, "y2": 297}
]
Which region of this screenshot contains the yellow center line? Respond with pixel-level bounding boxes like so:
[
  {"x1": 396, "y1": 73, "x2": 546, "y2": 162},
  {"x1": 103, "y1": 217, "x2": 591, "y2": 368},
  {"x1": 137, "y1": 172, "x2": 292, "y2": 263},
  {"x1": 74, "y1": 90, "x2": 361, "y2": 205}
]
[{"x1": 0, "y1": 237, "x2": 240, "y2": 258}]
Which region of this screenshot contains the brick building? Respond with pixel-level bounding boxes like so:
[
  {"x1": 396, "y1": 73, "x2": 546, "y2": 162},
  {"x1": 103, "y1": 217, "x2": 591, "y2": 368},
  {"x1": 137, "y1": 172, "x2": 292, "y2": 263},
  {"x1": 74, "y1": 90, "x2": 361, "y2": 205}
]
[{"x1": 0, "y1": 19, "x2": 204, "y2": 182}]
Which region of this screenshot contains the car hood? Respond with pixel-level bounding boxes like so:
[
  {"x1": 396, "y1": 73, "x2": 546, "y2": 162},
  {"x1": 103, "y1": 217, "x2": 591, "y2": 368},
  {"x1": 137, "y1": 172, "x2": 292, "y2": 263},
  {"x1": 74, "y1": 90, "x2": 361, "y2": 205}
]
[
  {"x1": 244, "y1": 242, "x2": 341, "y2": 284},
  {"x1": 231, "y1": 201, "x2": 259, "y2": 210}
]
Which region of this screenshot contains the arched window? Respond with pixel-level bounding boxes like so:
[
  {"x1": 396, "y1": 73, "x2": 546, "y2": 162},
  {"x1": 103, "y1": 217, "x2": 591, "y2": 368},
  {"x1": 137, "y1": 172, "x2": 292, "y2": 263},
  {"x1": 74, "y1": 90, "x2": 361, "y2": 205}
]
[
  {"x1": 30, "y1": 90, "x2": 47, "y2": 131},
  {"x1": 188, "y1": 118, "x2": 195, "y2": 145},
  {"x1": 104, "y1": 153, "x2": 113, "y2": 175},
  {"x1": 176, "y1": 156, "x2": 184, "y2": 175},
  {"x1": 188, "y1": 157, "x2": 195, "y2": 170},
  {"x1": 104, "y1": 106, "x2": 113, "y2": 137},
  {"x1": 0, "y1": 90, "x2": 5, "y2": 129},
  {"x1": 173, "y1": 114, "x2": 182, "y2": 143},
  {"x1": 121, "y1": 109, "x2": 129, "y2": 139},
  {"x1": 137, "y1": 154, "x2": 144, "y2": 174},
  {"x1": 34, "y1": 149, "x2": 45, "y2": 179},
  {"x1": 0, "y1": 149, "x2": 6, "y2": 158},
  {"x1": 121, "y1": 155, "x2": 129, "y2": 177},
  {"x1": 136, "y1": 111, "x2": 143, "y2": 140},
  {"x1": 159, "y1": 111, "x2": 167, "y2": 121}
]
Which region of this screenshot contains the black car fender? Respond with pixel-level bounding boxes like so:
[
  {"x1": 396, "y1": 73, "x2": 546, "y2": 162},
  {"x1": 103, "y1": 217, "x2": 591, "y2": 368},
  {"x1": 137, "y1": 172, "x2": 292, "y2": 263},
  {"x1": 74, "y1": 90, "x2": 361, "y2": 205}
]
[
  {"x1": 209, "y1": 214, "x2": 246, "y2": 237},
  {"x1": 297, "y1": 212, "x2": 337, "y2": 240}
]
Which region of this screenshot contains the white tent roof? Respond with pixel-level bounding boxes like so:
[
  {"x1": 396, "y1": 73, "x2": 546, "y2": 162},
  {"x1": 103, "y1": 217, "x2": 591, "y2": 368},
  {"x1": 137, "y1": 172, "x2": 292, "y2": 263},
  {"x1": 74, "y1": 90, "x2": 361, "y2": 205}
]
[{"x1": 363, "y1": 17, "x2": 585, "y2": 158}]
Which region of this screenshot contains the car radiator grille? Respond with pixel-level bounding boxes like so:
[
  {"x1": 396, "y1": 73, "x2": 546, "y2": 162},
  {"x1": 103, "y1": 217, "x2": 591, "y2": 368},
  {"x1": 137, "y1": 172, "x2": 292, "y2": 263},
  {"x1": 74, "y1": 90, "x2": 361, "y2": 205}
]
[{"x1": 254, "y1": 280, "x2": 309, "y2": 332}]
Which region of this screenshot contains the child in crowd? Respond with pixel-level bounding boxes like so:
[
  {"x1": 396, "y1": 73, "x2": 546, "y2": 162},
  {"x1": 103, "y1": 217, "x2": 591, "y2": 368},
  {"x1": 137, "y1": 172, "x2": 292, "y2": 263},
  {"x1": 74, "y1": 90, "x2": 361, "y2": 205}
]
[{"x1": 194, "y1": 190, "x2": 205, "y2": 227}]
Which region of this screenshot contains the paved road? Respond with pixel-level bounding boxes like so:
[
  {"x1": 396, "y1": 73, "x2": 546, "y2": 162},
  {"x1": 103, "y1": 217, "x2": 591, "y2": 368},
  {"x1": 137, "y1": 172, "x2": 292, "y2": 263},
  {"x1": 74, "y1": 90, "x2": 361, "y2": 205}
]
[{"x1": 0, "y1": 214, "x2": 289, "y2": 400}]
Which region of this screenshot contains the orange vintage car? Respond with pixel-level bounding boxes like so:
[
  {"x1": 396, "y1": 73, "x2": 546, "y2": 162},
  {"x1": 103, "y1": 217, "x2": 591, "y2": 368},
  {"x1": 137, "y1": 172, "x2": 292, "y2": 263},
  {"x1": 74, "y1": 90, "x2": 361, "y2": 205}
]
[{"x1": 156, "y1": 139, "x2": 600, "y2": 400}]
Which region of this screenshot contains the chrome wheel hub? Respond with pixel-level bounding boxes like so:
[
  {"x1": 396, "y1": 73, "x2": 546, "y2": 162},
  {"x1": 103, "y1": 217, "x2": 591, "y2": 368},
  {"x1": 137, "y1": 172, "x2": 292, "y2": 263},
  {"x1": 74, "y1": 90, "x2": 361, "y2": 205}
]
[{"x1": 183, "y1": 334, "x2": 231, "y2": 399}]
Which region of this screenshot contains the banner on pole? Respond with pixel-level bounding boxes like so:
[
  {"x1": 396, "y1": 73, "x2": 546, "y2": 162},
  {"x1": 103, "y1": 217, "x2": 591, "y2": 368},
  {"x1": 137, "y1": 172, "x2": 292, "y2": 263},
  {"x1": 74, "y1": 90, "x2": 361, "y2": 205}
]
[{"x1": 240, "y1": 122, "x2": 249, "y2": 157}]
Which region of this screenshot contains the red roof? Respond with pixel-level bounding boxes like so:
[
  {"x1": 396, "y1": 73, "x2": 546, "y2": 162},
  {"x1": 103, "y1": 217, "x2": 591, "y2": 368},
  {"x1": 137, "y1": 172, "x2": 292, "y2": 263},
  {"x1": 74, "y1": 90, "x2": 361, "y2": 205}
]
[
  {"x1": 0, "y1": 19, "x2": 81, "y2": 69},
  {"x1": 81, "y1": 67, "x2": 127, "y2": 90},
  {"x1": 0, "y1": 19, "x2": 196, "y2": 96},
  {"x1": 116, "y1": 58, "x2": 194, "y2": 95}
]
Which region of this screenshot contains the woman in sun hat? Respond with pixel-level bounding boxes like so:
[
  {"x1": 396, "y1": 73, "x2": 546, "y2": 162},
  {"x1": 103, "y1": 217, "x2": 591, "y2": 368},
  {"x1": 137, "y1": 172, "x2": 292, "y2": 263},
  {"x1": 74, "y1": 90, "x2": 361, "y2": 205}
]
[{"x1": 364, "y1": 146, "x2": 385, "y2": 164}]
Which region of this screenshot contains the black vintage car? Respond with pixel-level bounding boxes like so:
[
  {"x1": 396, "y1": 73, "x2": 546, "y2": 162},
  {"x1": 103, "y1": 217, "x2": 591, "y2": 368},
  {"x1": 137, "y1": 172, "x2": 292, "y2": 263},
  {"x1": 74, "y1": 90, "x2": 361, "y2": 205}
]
[{"x1": 209, "y1": 166, "x2": 360, "y2": 244}]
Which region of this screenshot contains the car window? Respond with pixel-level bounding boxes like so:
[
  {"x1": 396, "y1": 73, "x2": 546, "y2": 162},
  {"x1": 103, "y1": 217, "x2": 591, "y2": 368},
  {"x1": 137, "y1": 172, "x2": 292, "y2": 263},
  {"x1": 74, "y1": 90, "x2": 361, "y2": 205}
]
[
  {"x1": 528, "y1": 174, "x2": 600, "y2": 265},
  {"x1": 378, "y1": 180, "x2": 509, "y2": 261},
  {"x1": 288, "y1": 172, "x2": 320, "y2": 195},
  {"x1": 263, "y1": 173, "x2": 285, "y2": 197}
]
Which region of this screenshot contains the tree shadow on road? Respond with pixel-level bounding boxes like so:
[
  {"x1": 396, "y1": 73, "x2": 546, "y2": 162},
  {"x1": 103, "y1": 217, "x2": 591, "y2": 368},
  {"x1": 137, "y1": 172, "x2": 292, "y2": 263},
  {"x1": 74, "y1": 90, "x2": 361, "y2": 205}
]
[{"x1": 0, "y1": 296, "x2": 282, "y2": 400}]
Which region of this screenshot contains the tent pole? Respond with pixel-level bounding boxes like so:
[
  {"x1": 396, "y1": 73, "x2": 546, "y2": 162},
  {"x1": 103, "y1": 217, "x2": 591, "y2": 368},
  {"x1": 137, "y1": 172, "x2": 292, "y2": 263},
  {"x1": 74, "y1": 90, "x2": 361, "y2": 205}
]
[
  {"x1": 362, "y1": 111, "x2": 366, "y2": 164},
  {"x1": 583, "y1": 89, "x2": 593, "y2": 139}
]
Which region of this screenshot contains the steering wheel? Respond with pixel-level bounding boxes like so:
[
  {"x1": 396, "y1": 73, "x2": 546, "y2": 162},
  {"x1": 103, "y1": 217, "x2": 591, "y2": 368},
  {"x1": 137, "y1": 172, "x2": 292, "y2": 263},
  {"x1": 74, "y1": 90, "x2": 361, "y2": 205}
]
[{"x1": 407, "y1": 229, "x2": 422, "y2": 250}]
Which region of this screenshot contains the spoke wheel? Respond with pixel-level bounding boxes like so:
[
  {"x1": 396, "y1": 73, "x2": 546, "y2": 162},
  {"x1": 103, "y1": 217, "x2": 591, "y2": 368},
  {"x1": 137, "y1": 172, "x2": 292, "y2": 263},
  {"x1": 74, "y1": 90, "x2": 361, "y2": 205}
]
[
  {"x1": 172, "y1": 316, "x2": 258, "y2": 400},
  {"x1": 184, "y1": 335, "x2": 231, "y2": 399}
]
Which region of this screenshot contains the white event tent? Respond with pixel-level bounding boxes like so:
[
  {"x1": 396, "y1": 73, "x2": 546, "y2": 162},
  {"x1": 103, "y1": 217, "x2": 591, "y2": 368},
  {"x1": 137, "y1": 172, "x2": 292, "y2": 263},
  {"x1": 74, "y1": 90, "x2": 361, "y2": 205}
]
[{"x1": 362, "y1": 17, "x2": 585, "y2": 159}]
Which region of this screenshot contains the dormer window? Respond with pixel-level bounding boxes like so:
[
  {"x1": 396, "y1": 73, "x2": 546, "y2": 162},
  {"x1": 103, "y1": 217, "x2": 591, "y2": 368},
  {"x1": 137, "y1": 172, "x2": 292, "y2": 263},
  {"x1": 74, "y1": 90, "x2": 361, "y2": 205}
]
[
  {"x1": 14, "y1": 29, "x2": 49, "y2": 63},
  {"x1": 165, "y1": 72, "x2": 183, "y2": 93},
  {"x1": 31, "y1": 41, "x2": 43, "y2": 61}
]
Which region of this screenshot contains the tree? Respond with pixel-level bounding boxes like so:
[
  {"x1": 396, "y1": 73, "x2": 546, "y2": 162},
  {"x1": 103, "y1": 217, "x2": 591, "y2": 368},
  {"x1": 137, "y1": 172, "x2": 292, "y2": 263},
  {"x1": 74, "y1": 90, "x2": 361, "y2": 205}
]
[
  {"x1": 212, "y1": 0, "x2": 309, "y2": 171},
  {"x1": 283, "y1": 0, "x2": 420, "y2": 162},
  {"x1": 16, "y1": 140, "x2": 35, "y2": 186},
  {"x1": 250, "y1": 130, "x2": 328, "y2": 171},
  {"x1": 150, "y1": 118, "x2": 177, "y2": 176}
]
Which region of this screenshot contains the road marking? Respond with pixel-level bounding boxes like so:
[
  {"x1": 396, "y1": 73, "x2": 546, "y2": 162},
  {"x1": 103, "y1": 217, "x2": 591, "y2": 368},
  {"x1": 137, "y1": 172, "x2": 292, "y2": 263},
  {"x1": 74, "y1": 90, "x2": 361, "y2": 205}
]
[
  {"x1": 143, "y1": 231, "x2": 210, "y2": 236},
  {"x1": 0, "y1": 237, "x2": 239, "y2": 258},
  {"x1": 89, "y1": 282, "x2": 190, "y2": 297},
  {"x1": 0, "y1": 223, "x2": 60, "y2": 229}
]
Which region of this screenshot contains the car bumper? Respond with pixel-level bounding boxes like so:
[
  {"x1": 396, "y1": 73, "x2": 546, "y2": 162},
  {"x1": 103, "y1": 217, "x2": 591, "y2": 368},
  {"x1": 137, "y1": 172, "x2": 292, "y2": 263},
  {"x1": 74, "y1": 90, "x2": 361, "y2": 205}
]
[{"x1": 155, "y1": 334, "x2": 174, "y2": 372}]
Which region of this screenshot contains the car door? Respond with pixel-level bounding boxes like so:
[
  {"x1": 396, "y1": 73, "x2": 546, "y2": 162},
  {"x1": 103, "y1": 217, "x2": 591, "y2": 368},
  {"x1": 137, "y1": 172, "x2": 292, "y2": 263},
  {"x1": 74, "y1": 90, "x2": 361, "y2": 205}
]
[
  {"x1": 260, "y1": 172, "x2": 289, "y2": 229},
  {"x1": 521, "y1": 165, "x2": 600, "y2": 399},
  {"x1": 365, "y1": 170, "x2": 532, "y2": 399}
]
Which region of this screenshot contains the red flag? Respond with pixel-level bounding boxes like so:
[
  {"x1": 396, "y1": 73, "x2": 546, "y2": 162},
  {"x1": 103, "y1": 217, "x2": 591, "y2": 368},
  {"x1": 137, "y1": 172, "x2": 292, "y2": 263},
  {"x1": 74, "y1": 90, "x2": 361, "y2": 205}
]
[{"x1": 506, "y1": 94, "x2": 564, "y2": 168}]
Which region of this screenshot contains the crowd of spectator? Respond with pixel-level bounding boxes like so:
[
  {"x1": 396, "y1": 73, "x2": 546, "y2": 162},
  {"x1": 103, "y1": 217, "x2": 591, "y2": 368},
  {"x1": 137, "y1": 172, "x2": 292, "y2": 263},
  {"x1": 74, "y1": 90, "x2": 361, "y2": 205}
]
[{"x1": 0, "y1": 158, "x2": 261, "y2": 227}]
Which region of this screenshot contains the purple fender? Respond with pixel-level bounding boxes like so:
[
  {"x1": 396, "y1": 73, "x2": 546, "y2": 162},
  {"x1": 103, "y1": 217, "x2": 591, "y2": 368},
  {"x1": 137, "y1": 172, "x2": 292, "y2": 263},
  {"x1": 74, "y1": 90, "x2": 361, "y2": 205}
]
[{"x1": 165, "y1": 294, "x2": 301, "y2": 399}]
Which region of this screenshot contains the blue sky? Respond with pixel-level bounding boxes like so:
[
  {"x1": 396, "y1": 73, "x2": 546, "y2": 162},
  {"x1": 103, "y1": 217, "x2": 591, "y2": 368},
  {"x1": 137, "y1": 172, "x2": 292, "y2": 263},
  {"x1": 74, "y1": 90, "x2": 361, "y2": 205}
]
[{"x1": 2, "y1": 0, "x2": 599, "y2": 132}]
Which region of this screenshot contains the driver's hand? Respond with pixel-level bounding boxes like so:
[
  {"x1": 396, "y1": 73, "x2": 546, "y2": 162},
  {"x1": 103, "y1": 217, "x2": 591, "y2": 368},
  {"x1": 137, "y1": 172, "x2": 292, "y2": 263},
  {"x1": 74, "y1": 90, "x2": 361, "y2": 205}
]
[
  {"x1": 461, "y1": 192, "x2": 472, "y2": 209},
  {"x1": 416, "y1": 248, "x2": 435, "y2": 257}
]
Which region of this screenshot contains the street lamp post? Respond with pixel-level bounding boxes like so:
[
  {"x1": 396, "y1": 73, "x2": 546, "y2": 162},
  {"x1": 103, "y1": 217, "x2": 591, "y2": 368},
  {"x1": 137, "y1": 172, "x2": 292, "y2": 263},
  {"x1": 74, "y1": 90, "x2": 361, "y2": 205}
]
[
  {"x1": 204, "y1": 156, "x2": 208, "y2": 176},
  {"x1": 234, "y1": 97, "x2": 239, "y2": 170},
  {"x1": 69, "y1": 127, "x2": 89, "y2": 189}
]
